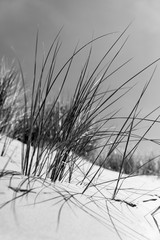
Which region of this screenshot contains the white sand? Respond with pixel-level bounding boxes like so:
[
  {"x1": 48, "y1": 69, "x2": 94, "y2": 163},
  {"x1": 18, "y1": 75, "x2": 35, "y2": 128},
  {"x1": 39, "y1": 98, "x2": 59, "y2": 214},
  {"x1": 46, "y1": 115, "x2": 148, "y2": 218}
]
[{"x1": 0, "y1": 136, "x2": 160, "y2": 240}]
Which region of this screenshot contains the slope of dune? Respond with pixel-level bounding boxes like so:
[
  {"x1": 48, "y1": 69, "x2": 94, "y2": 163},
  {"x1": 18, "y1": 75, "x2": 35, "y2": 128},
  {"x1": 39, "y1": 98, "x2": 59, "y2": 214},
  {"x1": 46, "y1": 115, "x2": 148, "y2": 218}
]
[{"x1": 0, "y1": 136, "x2": 160, "y2": 240}]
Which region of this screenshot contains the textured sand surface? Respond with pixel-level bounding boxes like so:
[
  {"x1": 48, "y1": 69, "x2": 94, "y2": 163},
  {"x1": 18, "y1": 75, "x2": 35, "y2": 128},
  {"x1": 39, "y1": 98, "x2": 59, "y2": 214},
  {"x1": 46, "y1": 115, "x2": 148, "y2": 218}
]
[{"x1": 0, "y1": 136, "x2": 160, "y2": 240}]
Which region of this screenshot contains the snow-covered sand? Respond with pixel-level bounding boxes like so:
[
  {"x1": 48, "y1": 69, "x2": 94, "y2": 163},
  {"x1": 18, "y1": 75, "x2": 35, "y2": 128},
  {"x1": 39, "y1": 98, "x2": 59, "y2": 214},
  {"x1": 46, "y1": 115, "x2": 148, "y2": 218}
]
[{"x1": 0, "y1": 136, "x2": 160, "y2": 240}]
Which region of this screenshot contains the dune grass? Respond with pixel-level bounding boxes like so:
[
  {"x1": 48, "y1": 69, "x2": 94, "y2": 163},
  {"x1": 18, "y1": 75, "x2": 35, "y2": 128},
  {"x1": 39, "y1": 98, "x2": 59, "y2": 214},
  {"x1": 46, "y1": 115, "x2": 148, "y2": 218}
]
[
  {"x1": 0, "y1": 58, "x2": 24, "y2": 136},
  {"x1": 0, "y1": 24, "x2": 160, "y2": 186},
  {"x1": 0, "y1": 24, "x2": 160, "y2": 237},
  {"x1": 95, "y1": 147, "x2": 160, "y2": 176}
]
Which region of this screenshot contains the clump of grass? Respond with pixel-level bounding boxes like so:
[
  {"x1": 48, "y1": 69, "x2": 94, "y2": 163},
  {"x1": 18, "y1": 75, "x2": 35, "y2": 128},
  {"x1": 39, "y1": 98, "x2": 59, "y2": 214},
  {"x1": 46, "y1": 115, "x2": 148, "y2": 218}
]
[
  {"x1": 11, "y1": 28, "x2": 119, "y2": 181},
  {"x1": 96, "y1": 148, "x2": 160, "y2": 176},
  {"x1": 13, "y1": 99, "x2": 98, "y2": 159},
  {"x1": 0, "y1": 58, "x2": 24, "y2": 136},
  {"x1": 97, "y1": 150, "x2": 135, "y2": 174},
  {"x1": 1, "y1": 24, "x2": 160, "y2": 238},
  {"x1": 136, "y1": 153, "x2": 160, "y2": 176},
  {"x1": 0, "y1": 57, "x2": 25, "y2": 156},
  {"x1": 1, "y1": 24, "x2": 160, "y2": 195}
]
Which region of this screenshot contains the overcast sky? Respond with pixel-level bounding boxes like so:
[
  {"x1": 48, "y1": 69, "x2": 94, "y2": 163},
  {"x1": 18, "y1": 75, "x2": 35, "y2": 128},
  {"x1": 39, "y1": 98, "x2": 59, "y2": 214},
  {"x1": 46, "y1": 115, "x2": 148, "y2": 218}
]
[{"x1": 1, "y1": 0, "x2": 160, "y2": 153}]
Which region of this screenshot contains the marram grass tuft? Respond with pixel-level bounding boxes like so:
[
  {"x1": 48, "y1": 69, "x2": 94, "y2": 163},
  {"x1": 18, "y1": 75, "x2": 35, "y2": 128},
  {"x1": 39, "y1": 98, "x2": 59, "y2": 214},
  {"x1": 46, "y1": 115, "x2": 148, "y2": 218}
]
[{"x1": 1, "y1": 25, "x2": 160, "y2": 197}]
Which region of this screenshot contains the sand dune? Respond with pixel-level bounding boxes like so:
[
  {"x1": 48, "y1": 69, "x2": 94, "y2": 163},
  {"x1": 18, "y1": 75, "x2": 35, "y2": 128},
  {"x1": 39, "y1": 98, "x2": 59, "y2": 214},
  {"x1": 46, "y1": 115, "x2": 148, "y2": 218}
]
[{"x1": 0, "y1": 136, "x2": 160, "y2": 240}]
